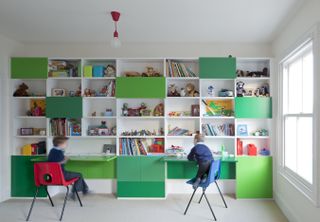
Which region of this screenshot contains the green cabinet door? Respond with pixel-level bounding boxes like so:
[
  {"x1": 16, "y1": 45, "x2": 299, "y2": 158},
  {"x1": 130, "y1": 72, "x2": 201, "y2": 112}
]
[
  {"x1": 236, "y1": 156, "x2": 273, "y2": 198},
  {"x1": 46, "y1": 97, "x2": 82, "y2": 118},
  {"x1": 140, "y1": 156, "x2": 165, "y2": 181},
  {"x1": 117, "y1": 181, "x2": 165, "y2": 198},
  {"x1": 117, "y1": 156, "x2": 141, "y2": 181},
  {"x1": 65, "y1": 159, "x2": 116, "y2": 179},
  {"x1": 220, "y1": 162, "x2": 236, "y2": 179},
  {"x1": 235, "y1": 97, "x2": 272, "y2": 118},
  {"x1": 11, "y1": 156, "x2": 46, "y2": 197},
  {"x1": 116, "y1": 77, "x2": 166, "y2": 98},
  {"x1": 199, "y1": 57, "x2": 236, "y2": 79},
  {"x1": 11, "y1": 57, "x2": 48, "y2": 79}
]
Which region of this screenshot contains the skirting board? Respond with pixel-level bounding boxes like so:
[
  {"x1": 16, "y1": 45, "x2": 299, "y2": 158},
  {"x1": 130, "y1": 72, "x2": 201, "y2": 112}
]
[{"x1": 274, "y1": 192, "x2": 299, "y2": 222}]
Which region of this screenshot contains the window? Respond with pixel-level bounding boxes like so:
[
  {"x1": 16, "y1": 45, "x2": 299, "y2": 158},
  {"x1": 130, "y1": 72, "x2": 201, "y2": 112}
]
[{"x1": 282, "y1": 40, "x2": 314, "y2": 186}]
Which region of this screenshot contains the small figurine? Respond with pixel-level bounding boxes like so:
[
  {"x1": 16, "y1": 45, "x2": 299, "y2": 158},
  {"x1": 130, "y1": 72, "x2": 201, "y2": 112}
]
[
  {"x1": 180, "y1": 88, "x2": 186, "y2": 97},
  {"x1": 75, "y1": 85, "x2": 81, "y2": 97},
  {"x1": 105, "y1": 65, "x2": 116, "y2": 77},
  {"x1": 236, "y1": 81, "x2": 246, "y2": 97},
  {"x1": 142, "y1": 66, "x2": 161, "y2": 77},
  {"x1": 167, "y1": 84, "x2": 180, "y2": 97},
  {"x1": 207, "y1": 85, "x2": 214, "y2": 96},
  {"x1": 92, "y1": 111, "x2": 97, "y2": 116},
  {"x1": 13, "y1": 83, "x2": 29, "y2": 97},
  {"x1": 122, "y1": 103, "x2": 129, "y2": 116},
  {"x1": 185, "y1": 83, "x2": 199, "y2": 97},
  {"x1": 153, "y1": 103, "x2": 164, "y2": 116},
  {"x1": 124, "y1": 71, "x2": 141, "y2": 77}
]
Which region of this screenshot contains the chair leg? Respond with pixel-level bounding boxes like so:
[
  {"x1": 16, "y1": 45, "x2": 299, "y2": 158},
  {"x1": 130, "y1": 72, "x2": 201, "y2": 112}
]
[
  {"x1": 183, "y1": 188, "x2": 197, "y2": 215},
  {"x1": 203, "y1": 192, "x2": 217, "y2": 221},
  {"x1": 74, "y1": 188, "x2": 83, "y2": 207},
  {"x1": 45, "y1": 187, "x2": 54, "y2": 207},
  {"x1": 215, "y1": 181, "x2": 227, "y2": 208},
  {"x1": 26, "y1": 187, "x2": 39, "y2": 221},
  {"x1": 198, "y1": 192, "x2": 204, "y2": 204},
  {"x1": 59, "y1": 186, "x2": 69, "y2": 221}
]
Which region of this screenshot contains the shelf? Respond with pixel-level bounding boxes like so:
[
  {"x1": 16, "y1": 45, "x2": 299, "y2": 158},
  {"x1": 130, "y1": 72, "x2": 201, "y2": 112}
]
[
  {"x1": 16, "y1": 116, "x2": 46, "y2": 119},
  {"x1": 201, "y1": 116, "x2": 235, "y2": 119},
  {"x1": 236, "y1": 77, "x2": 270, "y2": 81},
  {"x1": 166, "y1": 136, "x2": 194, "y2": 139},
  {"x1": 166, "y1": 77, "x2": 199, "y2": 80},
  {"x1": 47, "y1": 77, "x2": 82, "y2": 80},
  {"x1": 81, "y1": 136, "x2": 117, "y2": 139},
  {"x1": 237, "y1": 136, "x2": 269, "y2": 139},
  {"x1": 84, "y1": 77, "x2": 116, "y2": 80},
  {"x1": 83, "y1": 116, "x2": 116, "y2": 119},
  {"x1": 119, "y1": 136, "x2": 165, "y2": 139},
  {"x1": 15, "y1": 135, "x2": 47, "y2": 138},
  {"x1": 201, "y1": 97, "x2": 234, "y2": 100},
  {"x1": 119, "y1": 116, "x2": 164, "y2": 119},
  {"x1": 205, "y1": 136, "x2": 235, "y2": 139},
  {"x1": 83, "y1": 96, "x2": 116, "y2": 99},
  {"x1": 166, "y1": 97, "x2": 200, "y2": 99},
  {"x1": 166, "y1": 116, "x2": 199, "y2": 119},
  {"x1": 13, "y1": 96, "x2": 46, "y2": 99}
]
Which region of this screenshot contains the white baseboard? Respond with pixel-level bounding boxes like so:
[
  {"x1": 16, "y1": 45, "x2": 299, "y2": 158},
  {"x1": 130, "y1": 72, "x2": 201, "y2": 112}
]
[{"x1": 274, "y1": 192, "x2": 299, "y2": 222}]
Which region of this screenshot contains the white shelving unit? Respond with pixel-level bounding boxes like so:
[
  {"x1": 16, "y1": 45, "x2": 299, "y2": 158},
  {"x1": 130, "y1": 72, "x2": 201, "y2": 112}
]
[{"x1": 11, "y1": 57, "x2": 272, "y2": 159}]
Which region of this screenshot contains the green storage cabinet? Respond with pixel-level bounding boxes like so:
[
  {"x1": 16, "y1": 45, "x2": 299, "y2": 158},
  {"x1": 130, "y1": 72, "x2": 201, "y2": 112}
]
[
  {"x1": 167, "y1": 161, "x2": 236, "y2": 179},
  {"x1": 235, "y1": 97, "x2": 272, "y2": 118},
  {"x1": 46, "y1": 97, "x2": 82, "y2": 118},
  {"x1": 199, "y1": 57, "x2": 236, "y2": 79},
  {"x1": 236, "y1": 156, "x2": 273, "y2": 198},
  {"x1": 65, "y1": 159, "x2": 116, "y2": 179},
  {"x1": 116, "y1": 77, "x2": 166, "y2": 98},
  {"x1": 11, "y1": 57, "x2": 48, "y2": 79},
  {"x1": 11, "y1": 156, "x2": 46, "y2": 197},
  {"x1": 117, "y1": 156, "x2": 165, "y2": 197}
]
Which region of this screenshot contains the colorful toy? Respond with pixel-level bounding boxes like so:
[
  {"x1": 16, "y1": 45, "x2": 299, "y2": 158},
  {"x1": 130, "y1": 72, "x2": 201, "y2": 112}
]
[
  {"x1": 185, "y1": 83, "x2": 199, "y2": 97},
  {"x1": 13, "y1": 83, "x2": 29, "y2": 97},
  {"x1": 207, "y1": 85, "x2": 214, "y2": 96},
  {"x1": 247, "y1": 144, "x2": 257, "y2": 156},
  {"x1": 167, "y1": 84, "x2": 180, "y2": 97},
  {"x1": 236, "y1": 81, "x2": 246, "y2": 97},
  {"x1": 218, "y1": 89, "x2": 233, "y2": 97},
  {"x1": 259, "y1": 148, "x2": 270, "y2": 156},
  {"x1": 122, "y1": 103, "x2": 129, "y2": 116},
  {"x1": 105, "y1": 65, "x2": 116, "y2": 77}
]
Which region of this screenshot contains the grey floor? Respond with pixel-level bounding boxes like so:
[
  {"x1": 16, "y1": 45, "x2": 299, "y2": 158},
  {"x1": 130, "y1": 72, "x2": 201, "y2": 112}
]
[{"x1": 0, "y1": 194, "x2": 288, "y2": 222}]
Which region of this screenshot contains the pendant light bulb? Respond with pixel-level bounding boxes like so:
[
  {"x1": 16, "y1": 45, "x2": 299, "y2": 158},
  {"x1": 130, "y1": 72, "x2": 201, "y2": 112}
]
[{"x1": 110, "y1": 11, "x2": 121, "y2": 48}]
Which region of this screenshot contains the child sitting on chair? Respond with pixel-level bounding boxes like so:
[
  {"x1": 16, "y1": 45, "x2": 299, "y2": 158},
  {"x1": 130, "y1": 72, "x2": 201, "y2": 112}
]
[
  {"x1": 48, "y1": 136, "x2": 90, "y2": 199},
  {"x1": 187, "y1": 133, "x2": 213, "y2": 189}
]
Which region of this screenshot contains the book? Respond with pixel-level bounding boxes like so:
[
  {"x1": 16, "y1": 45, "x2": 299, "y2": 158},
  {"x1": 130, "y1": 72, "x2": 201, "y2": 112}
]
[{"x1": 119, "y1": 138, "x2": 164, "y2": 156}]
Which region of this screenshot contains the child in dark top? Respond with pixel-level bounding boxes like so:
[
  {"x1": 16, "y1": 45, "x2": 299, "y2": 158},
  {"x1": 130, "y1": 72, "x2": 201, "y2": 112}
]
[
  {"x1": 48, "y1": 137, "x2": 89, "y2": 200},
  {"x1": 188, "y1": 133, "x2": 213, "y2": 189}
]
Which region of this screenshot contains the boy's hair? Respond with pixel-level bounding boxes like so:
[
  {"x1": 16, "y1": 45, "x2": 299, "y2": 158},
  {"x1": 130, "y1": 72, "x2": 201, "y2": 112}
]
[
  {"x1": 194, "y1": 132, "x2": 205, "y2": 143},
  {"x1": 52, "y1": 136, "x2": 69, "y2": 147}
]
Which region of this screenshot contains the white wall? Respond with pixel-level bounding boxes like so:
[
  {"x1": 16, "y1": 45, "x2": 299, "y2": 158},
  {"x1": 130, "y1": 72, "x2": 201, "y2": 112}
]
[
  {"x1": 16, "y1": 42, "x2": 272, "y2": 58},
  {"x1": 272, "y1": 0, "x2": 320, "y2": 221},
  {"x1": 0, "y1": 34, "x2": 22, "y2": 201}
]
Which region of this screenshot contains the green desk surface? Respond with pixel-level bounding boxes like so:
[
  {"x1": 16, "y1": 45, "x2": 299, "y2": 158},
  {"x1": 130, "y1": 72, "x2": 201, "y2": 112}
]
[
  {"x1": 31, "y1": 155, "x2": 117, "y2": 162},
  {"x1": 161, "y1": 156, "x2": 237, "y2": 163}
]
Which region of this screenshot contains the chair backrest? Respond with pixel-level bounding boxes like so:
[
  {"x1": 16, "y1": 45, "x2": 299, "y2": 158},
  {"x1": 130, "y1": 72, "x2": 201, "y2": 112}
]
[
  {"x1": 34, "y1": 162, "x2": 65, "y2": 186},
  {"x1": 202, "y1": 159, "x2": 222, "y2": 187}
]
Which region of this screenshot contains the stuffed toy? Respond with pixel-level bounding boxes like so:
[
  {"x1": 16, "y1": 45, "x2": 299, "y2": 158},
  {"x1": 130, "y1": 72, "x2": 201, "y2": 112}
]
[
  {"x1": 124, "y1": 71, "x2": 141, "y2": 77},
  {"x1": 236, "y1": 81, "x2": 246, "y2": 97},
  {"x1": 122, "y1": 103, "x2": 129, "y2": 116},
  {"x1": 13, "y1": 83, "x2": 29, "y2": 97},
  {"x1": 167, "y1": 84, "x2": 180, "y2": 97},
  {"x1": 105, "y1": 65, "x2": 116, "y2": 77},
  {"x1": 185, "y1": 83, "x2": 199, "y2": 97},
  {"x1": 142, "y1": 67, "x2": 161, "y2": 77},
  {"x1": 153, "y1": 103, "x2": 164, "y2": 116},
  {"x1": 247, "y1": 67, "x2": 269, "y2": 77}
]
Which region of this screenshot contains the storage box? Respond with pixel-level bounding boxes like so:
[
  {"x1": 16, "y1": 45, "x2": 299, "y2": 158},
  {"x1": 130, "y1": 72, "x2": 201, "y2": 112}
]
[
  {"x1": 84, "y1": 65, "x2": 93, "y2": 77},
  {"x1": 93, "y1": 65, "x2": 104, "y2": 77}
]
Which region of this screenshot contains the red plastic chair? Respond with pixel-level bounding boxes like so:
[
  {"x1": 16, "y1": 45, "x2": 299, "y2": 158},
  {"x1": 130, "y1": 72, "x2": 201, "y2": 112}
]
[{"x1": 26, "y1": 162, "x2": 83, "y2": 221}]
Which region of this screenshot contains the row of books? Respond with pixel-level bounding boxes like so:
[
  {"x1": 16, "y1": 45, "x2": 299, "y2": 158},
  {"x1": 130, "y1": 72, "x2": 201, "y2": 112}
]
[
  {"x1": 166, "y1": 60, "x2": 197, "y2": 77},
  {"x1": 202, "y1": 123, "x2": 235, "y2": 136},
  {"x1": 119, "y1": 138, "x2": 149, "y2": 155},
  {"x1": 50, "y1": 118, "x2": 81, "y2": 136}
]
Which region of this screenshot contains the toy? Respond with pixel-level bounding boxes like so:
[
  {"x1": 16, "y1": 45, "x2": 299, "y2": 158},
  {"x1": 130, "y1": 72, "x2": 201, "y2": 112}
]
[
  {"x1": 248, "y1": 67, "x2": 269, "y2": 77},
  {"x1": 166, "y1": 145, "x2": 186, "y2": 157},
  {"x1": 13, "y1": 83, "x2": 29, "y2": 97},
  {"x1": 122, "y1": 103, "x2": 129, "y2": 116},
  {"x1": 180, "y1": 88, "x2": 186, "y2": 97},
  {"x1": 105, "y1": 65, "x2": 116, "y2": 77},
  {"x1": 207, "y1": 85, "x2": 214, "y2": 96},
  {"x1": 124, "y1": 71, "x2": 141, "y2": 77},
  {"x1": 167, "y1": 84, "x2": 180, "y2": 97},
  {"x1": 127, "y1": 103, "x2": 147, "y2": 116},
  {"x1": 185, "y1": 83, "x2": 199, "y2": 97},
  {"x1": 103, "y1": 109, "x2": 113, "y2": 116},
  {"x1": 252, "y1": 129, "x2": 268, "y2": 136},
  {"x1": 259, "y1": 148, "x2": 270, "y2": 156},
  {"x1": 91, "y1": 111, "x2": 97, "y2": 116},
  {"x1": 237, "y1": 139, "x2": 243, "y2": 156},
  {"x1": 153, "y1": 103, "x2": 164, "y2": 116},
  {"x1": 247, "y1": 144, "x2": 257, "y2": 156},
  {"x1": 75, "y1": 85, "x2": 82, "y2": 97},
  {"x1": 218, "y1": 89, "x2": 233, "y2": 97},
  {"x1": 236, "y1": 81, "x2": 246, "y2": 97},
  {"x1": 236, "y1": 69, "x2": 250, "y2": 77},
  {"x1": 142, "y1": 67, "x2": 161, "y2": 77}
]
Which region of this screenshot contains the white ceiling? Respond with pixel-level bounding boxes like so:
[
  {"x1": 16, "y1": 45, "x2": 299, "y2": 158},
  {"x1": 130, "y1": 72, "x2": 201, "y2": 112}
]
[{"x1": 0, "y1": 0, "x2": 305, "y2": 44}]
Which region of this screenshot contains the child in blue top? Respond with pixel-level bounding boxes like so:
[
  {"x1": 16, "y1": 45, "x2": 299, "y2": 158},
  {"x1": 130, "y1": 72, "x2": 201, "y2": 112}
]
[
  {"x1": 188, "y1": 133, "x2": 213, "y2": 189},
  {"x1": 48, "y1": 137, "x2": 89, "y2": 199}
]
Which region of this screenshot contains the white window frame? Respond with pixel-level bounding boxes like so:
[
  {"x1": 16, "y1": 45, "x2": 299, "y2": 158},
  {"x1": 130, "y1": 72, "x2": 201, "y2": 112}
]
[{"x1": 278, "y1": 25, "x2": 320, "y2": 206}]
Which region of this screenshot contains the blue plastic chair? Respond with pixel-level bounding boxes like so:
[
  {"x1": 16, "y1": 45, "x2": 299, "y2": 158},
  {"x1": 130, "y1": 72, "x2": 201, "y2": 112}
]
[{"x1": 183, "y1": 159, "x2": 227, "y2": 220}]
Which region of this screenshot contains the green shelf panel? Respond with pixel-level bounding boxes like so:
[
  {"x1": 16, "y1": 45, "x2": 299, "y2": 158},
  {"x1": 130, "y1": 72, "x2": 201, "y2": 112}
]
[
  {"x1": 199, "y1": 57, "x2": 236, "y2": 79},
  {"x1": 117, "y1": 181, "x2": 165, "y2": 198},
  {"x1": 11, "y1": 156, "x2": 46, "y2": 197},
  {"x1": 116, "y1": 77, "x2": 166, "y2": 98},
  {"x1": 140, "y1": 156, "x2": 165, "y2": 181},
  {"x1": 235, "y1": 97, "x2": 272, "y2": 118},
  {"x1": 65, "y1": 159, "x2": 116, "y2": 179},
  {"x1": 236, "y1": 156, "x2": 273, "y2": 198},
  {"x1": 11, "y1": 57, "x2": 48, "y2": 79},
  {"x1": 167, "y1": 161, "x2": 236, "y2": 179},
  {"x1": 46, "y1": 97, "x2": 82, "y2": 118}
]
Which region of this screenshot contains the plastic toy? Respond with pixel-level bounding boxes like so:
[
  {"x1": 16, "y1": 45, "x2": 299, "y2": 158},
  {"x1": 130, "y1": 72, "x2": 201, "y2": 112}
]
[
  {"x1": 207, "y1": 85, "x2": 214, "y2": 96},
  {"x1": 218, "y1": 89, "x2": 233, "y2": 97},
  {"x1": 247, "y1": 144, "x2": 257, "y2": 156}
]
